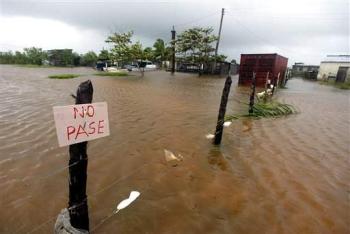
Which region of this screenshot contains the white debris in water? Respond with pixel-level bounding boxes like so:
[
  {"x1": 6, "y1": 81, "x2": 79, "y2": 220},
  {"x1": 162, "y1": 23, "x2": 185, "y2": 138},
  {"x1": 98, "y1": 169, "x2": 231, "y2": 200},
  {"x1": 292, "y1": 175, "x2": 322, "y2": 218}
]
[
  {"x1": 115, "y1": 191, "x2": 140, "y2": 213},
  {"x1": 223, "y1": 121, "x2": 232, "y2": 127},
  {"x1": 164, "y1": 149, "x2": 183, "y2": 162},
  {"x1": 206, "y1": 134, "x2": 215, "y2": 139}
]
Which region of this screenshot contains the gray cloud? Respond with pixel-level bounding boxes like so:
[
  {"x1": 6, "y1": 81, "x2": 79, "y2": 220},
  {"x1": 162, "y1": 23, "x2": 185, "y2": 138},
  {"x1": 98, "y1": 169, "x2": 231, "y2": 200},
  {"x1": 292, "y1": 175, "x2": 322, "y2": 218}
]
[{"x1": 1, "y1": 0, "x2": 349, "y2": 64}]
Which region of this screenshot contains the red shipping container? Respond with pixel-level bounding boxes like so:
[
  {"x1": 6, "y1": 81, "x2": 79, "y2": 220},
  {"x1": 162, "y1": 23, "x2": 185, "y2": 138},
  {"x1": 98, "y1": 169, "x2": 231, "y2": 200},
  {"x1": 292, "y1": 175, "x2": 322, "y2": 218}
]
[{"x1": 238, "y1": 53, "x2": 288, "y2": 87}]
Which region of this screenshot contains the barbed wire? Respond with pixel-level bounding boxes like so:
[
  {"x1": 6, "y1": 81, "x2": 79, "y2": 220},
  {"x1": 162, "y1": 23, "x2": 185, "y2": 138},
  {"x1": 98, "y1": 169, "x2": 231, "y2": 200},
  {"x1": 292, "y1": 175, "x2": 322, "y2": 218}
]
[{"x1": 25, "y1": 157, "x2": 172, "y2": 233}]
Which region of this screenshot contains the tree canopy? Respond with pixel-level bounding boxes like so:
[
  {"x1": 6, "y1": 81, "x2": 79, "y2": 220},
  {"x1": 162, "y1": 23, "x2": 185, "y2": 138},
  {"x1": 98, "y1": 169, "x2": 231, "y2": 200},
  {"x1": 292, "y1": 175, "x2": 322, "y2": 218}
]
[{"x1": 176, "y1": 27, "x2": 219, "y2": 64}]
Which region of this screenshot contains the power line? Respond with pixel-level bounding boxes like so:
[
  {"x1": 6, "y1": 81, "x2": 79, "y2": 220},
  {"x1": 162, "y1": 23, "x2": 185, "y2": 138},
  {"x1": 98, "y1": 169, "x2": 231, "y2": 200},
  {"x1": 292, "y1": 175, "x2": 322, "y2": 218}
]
[{"x1": 174, "y1": 11, "x2": 218, "y2": 28}]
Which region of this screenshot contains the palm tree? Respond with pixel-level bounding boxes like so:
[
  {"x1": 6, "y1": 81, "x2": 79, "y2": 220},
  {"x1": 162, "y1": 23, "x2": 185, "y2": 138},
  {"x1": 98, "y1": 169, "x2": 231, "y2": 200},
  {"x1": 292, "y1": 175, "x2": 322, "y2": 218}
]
[{"x1": 153, "y1": 38, "x2": 168, "y2": 68}]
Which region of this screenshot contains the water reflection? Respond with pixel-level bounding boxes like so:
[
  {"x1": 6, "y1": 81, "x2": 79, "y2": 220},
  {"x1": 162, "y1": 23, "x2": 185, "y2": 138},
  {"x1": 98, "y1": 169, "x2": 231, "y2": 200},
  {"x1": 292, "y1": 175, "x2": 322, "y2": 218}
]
[{"x1": 208, "y1": 148, "x2": 229, "y2": 171}]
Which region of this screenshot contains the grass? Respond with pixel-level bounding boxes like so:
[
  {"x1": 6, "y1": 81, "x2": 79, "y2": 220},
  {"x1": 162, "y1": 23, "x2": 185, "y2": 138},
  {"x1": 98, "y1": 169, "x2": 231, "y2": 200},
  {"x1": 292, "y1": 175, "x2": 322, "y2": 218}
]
[
  {"x1": 94, "y1": 71, "x2": 129, "y2": 77},
  {"x1": 225, "y1": 100, "x2": 297, "y2": 121},
  {"x1": 48, "y1": 74, "x2": 80, "y2": 79},
  {"x1": 318, "y1": 80, "x2": 350, "y2": 90}
]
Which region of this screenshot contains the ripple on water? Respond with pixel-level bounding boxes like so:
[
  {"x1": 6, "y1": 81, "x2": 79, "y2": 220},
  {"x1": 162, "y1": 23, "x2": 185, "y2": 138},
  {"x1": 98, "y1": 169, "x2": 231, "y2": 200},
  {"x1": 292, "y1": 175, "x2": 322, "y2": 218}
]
[{"x1": 0, "y1": 67, "x2": 349, "y2": 233}]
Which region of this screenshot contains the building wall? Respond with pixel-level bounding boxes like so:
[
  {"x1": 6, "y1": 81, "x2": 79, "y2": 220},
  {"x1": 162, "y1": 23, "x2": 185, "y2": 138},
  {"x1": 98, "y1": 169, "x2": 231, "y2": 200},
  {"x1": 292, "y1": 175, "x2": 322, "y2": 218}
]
[
  {"x1": 317, "y1": 62, "x2": 350, "y2": 80},
  {"x1": 239, "y1": 53, "x2": 288, "y2": 87}
]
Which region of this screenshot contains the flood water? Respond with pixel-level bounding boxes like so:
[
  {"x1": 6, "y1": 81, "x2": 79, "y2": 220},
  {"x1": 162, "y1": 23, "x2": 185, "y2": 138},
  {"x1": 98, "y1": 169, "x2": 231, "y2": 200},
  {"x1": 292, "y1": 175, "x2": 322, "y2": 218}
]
[{"x1": 0, "y1": 65, "x2": 349, "y2": 234}]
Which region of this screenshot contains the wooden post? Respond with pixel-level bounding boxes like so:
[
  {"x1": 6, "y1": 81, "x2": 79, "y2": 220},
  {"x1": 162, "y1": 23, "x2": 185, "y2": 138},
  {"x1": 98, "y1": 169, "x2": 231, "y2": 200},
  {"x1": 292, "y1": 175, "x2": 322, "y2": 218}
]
[
  {"x1": 68, "y1": 80, "x2": 93, "y2": 231},
  {"x1": 213, "y1": 73, "x2": 232, "y2": 145},
  {"x1": 271, "y1": 72, "x2": 280, "y2": 96},
  {"x1": 249, "y1": 72, "x2": 257, "y2": 114},
  {"x1": 265, "y1": 71, "x2": 270, "y2": 91}
]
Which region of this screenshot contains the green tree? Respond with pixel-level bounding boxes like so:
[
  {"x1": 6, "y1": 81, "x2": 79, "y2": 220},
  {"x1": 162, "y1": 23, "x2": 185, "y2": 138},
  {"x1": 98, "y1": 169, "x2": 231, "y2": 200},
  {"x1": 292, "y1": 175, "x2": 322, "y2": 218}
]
[
  {"x1": 72, "y1": 52, "x2": 81, "y2": 66},
  {"x1": 81, "y1": 51, "x2": 98, "y2": 66},
  {"x1": 176, "y1": 27, "x2": 219, "y2": 69},
  {"x1": 105, "y1": 31, "x2": 133, "y2": 67},
  {"x1": 143, "y1": 47, "x2": 154, "y2": 61},
  {"x1": 0, "y1": 51, "x2": 15, "y2": 64},
  {"x1": 14, "y1": 51, "x2": 28, "y2": 64},
  {"x1": 98, "y1": 49, "x2": 110, "y2": 61},
  {"x1": 23, "y1": 47, "x2": 47, "y2": 65},
  {"x1": 152, "y1": 38, "x2": 173, "y2": 68}
]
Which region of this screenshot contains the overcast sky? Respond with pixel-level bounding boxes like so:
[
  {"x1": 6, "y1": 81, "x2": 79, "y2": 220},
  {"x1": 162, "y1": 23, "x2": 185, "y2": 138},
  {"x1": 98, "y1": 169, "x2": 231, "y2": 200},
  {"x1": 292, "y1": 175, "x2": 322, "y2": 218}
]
[{"x1": 0, "y1": 0, "x2": 349, "y2": 65}]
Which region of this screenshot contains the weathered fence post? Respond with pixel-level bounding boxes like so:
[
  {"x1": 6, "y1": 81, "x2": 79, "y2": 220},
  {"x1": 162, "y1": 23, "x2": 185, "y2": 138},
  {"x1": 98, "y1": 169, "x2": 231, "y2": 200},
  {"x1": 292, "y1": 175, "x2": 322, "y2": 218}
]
[
  {"x1": 213, "y1": 73, "x2": 232, "y2": 145},
  {"x1": 271, "y1": 72, "x2": 280, "y2": 96},
  {"x1": 68, "y1": 80, "x2": 93, "y2": 231},
  {"x1": 265, "y1": 71, "x2": 270, "y2": 91},
  {"x1": 249, "y1": 72, "x2": 257, "y2": 114}
]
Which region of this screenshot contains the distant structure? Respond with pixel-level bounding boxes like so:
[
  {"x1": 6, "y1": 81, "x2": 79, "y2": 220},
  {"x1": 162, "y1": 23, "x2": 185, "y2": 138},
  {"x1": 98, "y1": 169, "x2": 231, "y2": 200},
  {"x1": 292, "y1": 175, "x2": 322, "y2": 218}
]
[
  {"x1": 47, "y1": 49, "x2": 73, "y2": 66},
  {"x1": 317, "y1": 55, "x2": 350, "y2": 82},
  {"x1": 292, "y1": 62, "x2": 319, "y2": 73},
  {"x1": 291, "y1": 62, "x2": 319, "y2": 79},
  {"x1": 239, "y1": 53, "x2": 288, "y2": 87},
  {"x1": 175, "y1": 61, "x2": 237, "y2": 76}
]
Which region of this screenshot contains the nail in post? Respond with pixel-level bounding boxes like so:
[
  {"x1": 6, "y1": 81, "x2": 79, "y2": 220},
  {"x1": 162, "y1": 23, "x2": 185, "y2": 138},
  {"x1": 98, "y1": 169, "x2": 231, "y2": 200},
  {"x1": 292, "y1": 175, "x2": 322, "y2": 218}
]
[
  {"x1": 68, "y1": 80, "x2": 93, "y2": 231},
  {"x1": 214, "y1": 74, "x2": 232, "y2": 145}
]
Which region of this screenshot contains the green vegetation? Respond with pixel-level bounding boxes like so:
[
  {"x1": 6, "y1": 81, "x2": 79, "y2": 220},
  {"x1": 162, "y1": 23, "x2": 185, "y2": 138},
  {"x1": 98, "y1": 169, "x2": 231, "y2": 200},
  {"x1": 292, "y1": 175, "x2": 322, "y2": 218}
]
[
  {"x1": 318, "y1": 80, "x2": 350, "y2": 90},
  {"x1": 225, "y1": 100, "x2": 297, "y2": 121},
  {"x1": 80, "y1": 51, "x2": 98, "y2": 66},
  {"x1": 94, "y1": 71, "x2": 128, "y2": 77},
  {"x1": 1, "y1": 47, "x2": 100, "y2": 67},
  {"x1": 17, "y1": 64, "x2": 52, "y2": 68},
  {"x1": 176, "y1": 27, "x2": 226, "y2": 65},
  {"x1": 48, "y1": 74, "x2": 80, "y2": 79},
  {"x1": 0, "y1": 47, "x2": 47, "y2": 65},
  {"x1": 247, "y1": 101, "x2": 296, "y2": 118},
  {"x1": 153, "y1": 39, "x2": 172, "y2": 67},
  {"x1": 105, "y1": 31, "x2": 157, "y2": 68}
]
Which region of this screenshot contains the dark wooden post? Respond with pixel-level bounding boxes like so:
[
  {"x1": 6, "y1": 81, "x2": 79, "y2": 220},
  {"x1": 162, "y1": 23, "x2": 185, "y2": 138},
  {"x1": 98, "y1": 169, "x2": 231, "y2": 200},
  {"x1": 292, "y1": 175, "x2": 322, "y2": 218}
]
[
  {"x1": 265, "y1": 71, "x2": 270, "y2": 91},
  {"x1": 249, "y1": 72, "x2": 257, "y2": 114},
  {"x1": 171, "y1": 26, "x2": 176, "y2": 74},
  {"x1": 68, "y1": 80, "x2": 93, "y2": 231},
  {"x1": 213, "y1": 74, "x2": 232, "y2": 145},
  {"x1": 271, "y1": 72, "x2": 280, "y2": 96}
]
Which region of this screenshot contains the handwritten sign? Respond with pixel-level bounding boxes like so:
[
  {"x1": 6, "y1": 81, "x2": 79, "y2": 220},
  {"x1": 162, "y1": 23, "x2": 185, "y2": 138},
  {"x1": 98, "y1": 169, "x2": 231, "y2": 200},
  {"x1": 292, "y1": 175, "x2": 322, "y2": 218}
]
[{"x1": 53, "y1": 102, "x2": 110, "y2": 147}]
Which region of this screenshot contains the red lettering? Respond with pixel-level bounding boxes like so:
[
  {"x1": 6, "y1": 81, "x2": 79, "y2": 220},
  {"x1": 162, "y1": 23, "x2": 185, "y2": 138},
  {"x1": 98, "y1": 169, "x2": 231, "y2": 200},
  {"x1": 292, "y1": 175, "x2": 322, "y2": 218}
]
[
  {"x1": 86, "y1": 105, "x2": 95, "y2": 117},
  {"x1": 73, "y1": 106, "x2": 85, "y2": 119},
  {"x1": 67, "y1": 126, "x2": 75, "y2": 140},
  {"x1": 98, "y1": 120, "x2": 104, "y2": 134},
  {"x1": 88, "y1": 121, "x2": 96, "y2": 134},
  {"x1": 75, "y1": 122, "x2": 89, "y2": 140}
]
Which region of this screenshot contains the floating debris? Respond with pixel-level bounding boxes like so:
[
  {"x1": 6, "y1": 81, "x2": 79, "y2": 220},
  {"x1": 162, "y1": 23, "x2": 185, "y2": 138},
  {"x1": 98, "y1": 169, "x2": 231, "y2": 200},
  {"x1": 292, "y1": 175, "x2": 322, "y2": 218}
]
[
  {"x1": 223, "y1": 121, "x2": 232, "y2": 127},
  {"x1": 226, "y1": 100, "x2": 297, "y2": 120},
  {"x1": 164, "y1": 149, "x2": 183, "y2": 166},
  {"x1": 114, "y1": 191, "x2": 140, "y2": 214},
  {"x1": 205, "y1": 134, "x2": 215, "y2": 139}
]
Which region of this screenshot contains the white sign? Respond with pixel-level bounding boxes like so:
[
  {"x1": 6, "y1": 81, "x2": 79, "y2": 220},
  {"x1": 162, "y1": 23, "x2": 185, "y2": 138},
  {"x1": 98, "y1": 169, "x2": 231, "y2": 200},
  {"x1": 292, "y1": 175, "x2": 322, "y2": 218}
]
[{"x1": 53, "y1": 102, "x2": 110, "y2": 147}]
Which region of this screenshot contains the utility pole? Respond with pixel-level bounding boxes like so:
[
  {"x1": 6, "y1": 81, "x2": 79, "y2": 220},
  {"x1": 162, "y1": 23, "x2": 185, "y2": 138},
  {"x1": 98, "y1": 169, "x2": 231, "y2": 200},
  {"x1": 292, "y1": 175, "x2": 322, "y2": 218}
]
[
  {"x1": 214, "y1": 8, "x2": 225, "y2": 57},
  {"x1": 171, "y1": 26, "x2": 176, "y2": 74}
]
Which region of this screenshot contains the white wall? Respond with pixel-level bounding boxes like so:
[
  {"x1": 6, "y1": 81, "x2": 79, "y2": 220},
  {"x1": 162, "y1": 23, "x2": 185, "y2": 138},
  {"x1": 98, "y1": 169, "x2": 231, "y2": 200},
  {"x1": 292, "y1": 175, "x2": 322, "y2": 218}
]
[{"x1": 317, "y1": 62, "x2": 350, "y2": 80}]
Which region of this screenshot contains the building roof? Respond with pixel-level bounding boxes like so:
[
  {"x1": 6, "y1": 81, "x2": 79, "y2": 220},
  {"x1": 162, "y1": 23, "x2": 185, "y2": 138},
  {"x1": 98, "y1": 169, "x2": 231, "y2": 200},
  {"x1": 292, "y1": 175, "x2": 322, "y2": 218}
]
[
  {"x1": 240, "y1": 53, "x2": 288, "y2": 59},
  {"x1": 321, "y1": 55, "x2": 350, "y2": 63}
]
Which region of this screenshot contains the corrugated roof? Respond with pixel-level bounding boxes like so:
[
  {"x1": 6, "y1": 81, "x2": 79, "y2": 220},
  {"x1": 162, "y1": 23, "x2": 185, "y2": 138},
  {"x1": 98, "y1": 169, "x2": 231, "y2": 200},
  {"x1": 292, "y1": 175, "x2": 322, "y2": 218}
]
[{"x1": 322, "y1": 55, "x2": 350, "y2": 63}]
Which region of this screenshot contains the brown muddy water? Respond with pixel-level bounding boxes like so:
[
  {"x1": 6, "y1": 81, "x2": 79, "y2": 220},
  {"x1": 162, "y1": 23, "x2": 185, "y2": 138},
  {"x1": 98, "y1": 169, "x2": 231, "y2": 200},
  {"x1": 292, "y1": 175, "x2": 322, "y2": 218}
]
[{"x1": 0, "y1": 65, "x2": 349, "y2": 234}]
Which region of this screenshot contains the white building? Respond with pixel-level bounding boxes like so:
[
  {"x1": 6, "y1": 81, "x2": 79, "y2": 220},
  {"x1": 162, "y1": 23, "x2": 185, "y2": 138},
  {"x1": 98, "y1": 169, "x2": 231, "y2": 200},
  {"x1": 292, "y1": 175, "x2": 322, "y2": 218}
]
[{"x1": 317, "y1": 55, "x2": 350, "y2": 82}]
